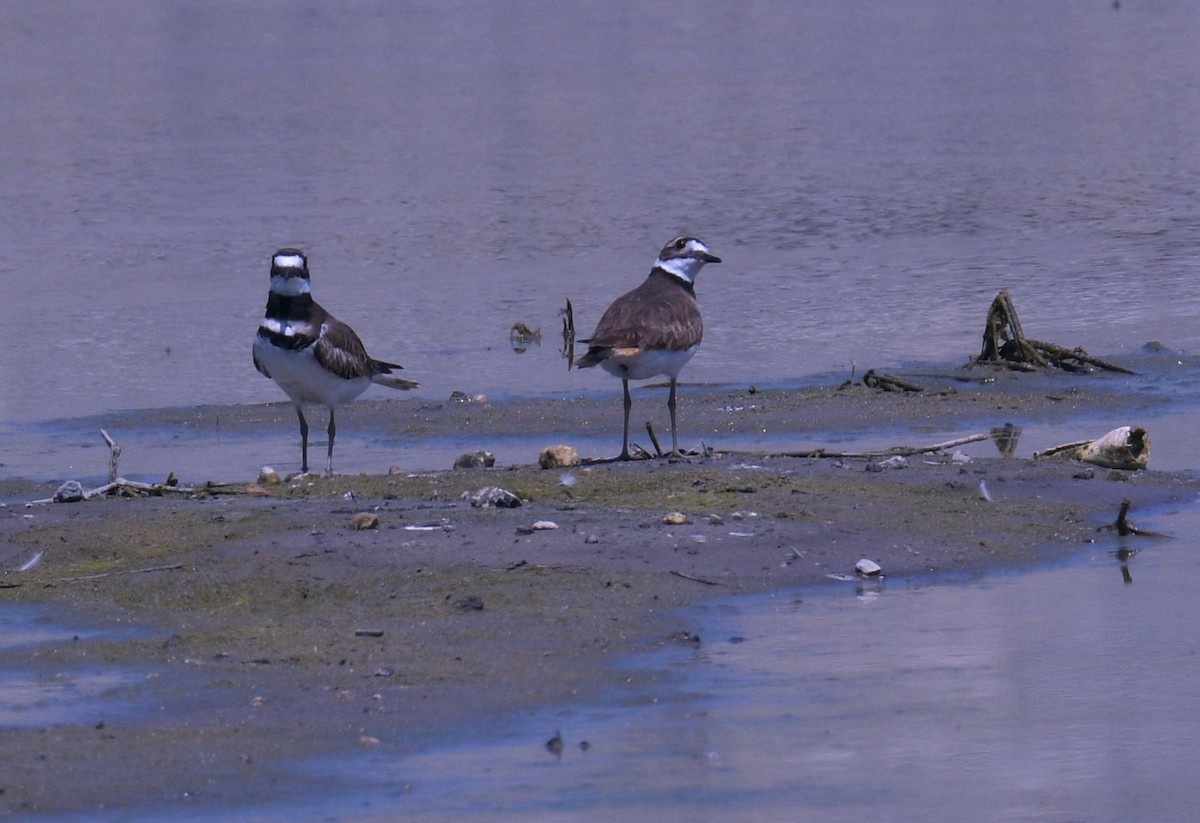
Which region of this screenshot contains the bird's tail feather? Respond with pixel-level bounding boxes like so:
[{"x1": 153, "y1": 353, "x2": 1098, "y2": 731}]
[{"x1": 375, "y1": 375, "x2": 420, "y2": 391}]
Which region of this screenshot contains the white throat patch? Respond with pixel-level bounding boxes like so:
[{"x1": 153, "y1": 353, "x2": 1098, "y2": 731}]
[
  {"x1": 656, "y1": 256, "x2": 701, "y2": 284},
  {"x1": 270, "y1": 273, "x2": 311, "y2": 297}
]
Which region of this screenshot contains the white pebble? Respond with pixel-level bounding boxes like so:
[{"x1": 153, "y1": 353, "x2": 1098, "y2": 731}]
[{"x1": 855, "y1": 558, "x2": 883, "y2": 577}]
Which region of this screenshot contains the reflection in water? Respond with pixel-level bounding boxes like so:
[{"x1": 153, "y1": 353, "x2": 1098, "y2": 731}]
[{"x1": 990, "y1": 422, "x2": 1022, "y2": 457}]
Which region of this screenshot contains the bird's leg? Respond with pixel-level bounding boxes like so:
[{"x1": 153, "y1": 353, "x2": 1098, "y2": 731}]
[
  {"x1": 326, "y1": 408, "x2": 337, "y2": 477},
  {"x1": 296, "y1": 406, "x2": 310, "y2": 474},
  {"x1": 667, "y1": 378, "x2": 681, "y2": 458},
  {"x1": 619, "y1": 378, "x2": 632, "y2": 460}
]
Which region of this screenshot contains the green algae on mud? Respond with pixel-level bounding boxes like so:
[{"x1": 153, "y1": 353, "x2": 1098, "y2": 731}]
[{"x1": 2, "y1": 375, "x2": 1197, "y2": 817}]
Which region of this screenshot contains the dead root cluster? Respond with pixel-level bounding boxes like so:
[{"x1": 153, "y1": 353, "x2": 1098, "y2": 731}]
[{"x1": 972, "y1": 290, "x2": 1134, "y2": 374}]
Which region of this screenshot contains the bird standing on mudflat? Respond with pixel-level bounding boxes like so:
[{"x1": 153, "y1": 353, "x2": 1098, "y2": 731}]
[
  {"x1": 252, "y1": 248, "x2": 418, "y2": 476},
  {"x1": 576, "y1": 236, "x2": 721, "y2": 460}
]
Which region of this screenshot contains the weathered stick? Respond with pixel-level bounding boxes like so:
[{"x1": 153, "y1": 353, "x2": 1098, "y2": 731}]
[
  {"x1": 1096, "y1": 498, "x2": 1168, "y2": 538},
  {"x1": 1024, "y1": 340, "x2": 1135, "y2": 375},
  {"x1": 670, "y1": 570, "x2": 722, "y2": 586},
  {"x1": 645, "y1": 421, "x2": 664, "y2": 457},
  {"x1": 100, "y1": 429, "x2": 121, "y2": 484},
  {"x1": 30, "y1": 478, "x2": 253, "y2": 505},
  {"x1": 58, "y1": 563, "x2": 184, "y2": 583},
  {"x1": 1033, "y1": 426, "x2": 1149, "y2": 469},
  {"x1": 862, "y1": 370, "x2": 924, "y2": 392},
  {"x1": 722, "y1": 433, "x2": 989, "y2": 460},
  {"x1": 561, "y1": 298, "x2": 576, "y2": 367}
]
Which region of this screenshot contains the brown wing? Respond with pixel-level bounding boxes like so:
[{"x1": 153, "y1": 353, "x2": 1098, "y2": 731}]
[
  {"x1": 584, "y1": 274, "x2": 703, "y2": 353},
  {"x1": 313, "y1": 317, "x2": 379, "y2": 380}
]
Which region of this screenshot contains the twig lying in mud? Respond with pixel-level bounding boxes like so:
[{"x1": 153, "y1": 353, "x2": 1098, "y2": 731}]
[
  {"x1": 645, "y1": 421, "x2": 664, "y2": 457},
  {"x1": 58, "y1": 563, "x2": 184, "y2": 583},
  {"x1": 1097, "y1": 498, "x2": 1168, "y2": 538},
  {"x1": 861, "y1": 369, "x2": 924, "y2": 392},
  {"x1": 722, "y1": 433, "x2": 989, "y2": 460},
  {"x1": 30, "y1": 478, "x2": 251, "y2": 505},
  {"x1": 670, "y1": 570, "x2": 722, "y2": 586}
]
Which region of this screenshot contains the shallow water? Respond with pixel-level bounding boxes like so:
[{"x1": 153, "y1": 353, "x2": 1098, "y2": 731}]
[
  {"x1": 287, "y1": 500, "x2": 1199, "y2": 823},
  {"x1": 47, "y1": 496, "x2": 1192, "y2": 823},
  {"x1": 2, "y1": 1, "x2": 1199, "y2": 434},
  {"x1": 0, "y1": 609, "x2": 143, "y2": 729}
]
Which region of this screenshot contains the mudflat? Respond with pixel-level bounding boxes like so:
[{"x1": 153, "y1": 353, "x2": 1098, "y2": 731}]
[{"x1": 1, "y1": 376, "x2": 1193, "y2": 817}]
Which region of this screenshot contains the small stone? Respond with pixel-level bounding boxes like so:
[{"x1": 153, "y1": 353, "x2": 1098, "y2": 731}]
[
  {"x1": 53, "y1": 481, "x2": 85, "y2": 503},
  {"x1": 662, "y1": 511, "x2": 689, "y2": 525},
  {"x1": 454, "y1": 450, "x2": 496, "y2": 469},
  {"x1": 257, "y1": 467, "x2": 282, "y2": 485},
  {"x1": 466, "y1": 486, "x2": 522, "y2": 508},
  {"x1": 708, "y1": 514, "x2": 725, "y2": 525},
  {"x1": 876, "y1": 455, "x2": 908, "y2": 470},
  {"x1": 855, "y1": 558, "x2": 883, "y2": 577},
  {"x1": 532, "y1": 520, "x2": 559, "y2": 530},
  {"x1": 373, "y1": 667, "x2": 394, "y2": 677},
  {"x1": 539, "y1": 444, "x2": 580, "y2": 469},
  {"x1": 349, "y1": 512, "x2": 379, "y2": 530},
  {"x1": 455, "y1": 595, "x2": 485, "y2": 611},
  {"x1": 585, "y1": 534, "x2": 600, "y2": 544}
]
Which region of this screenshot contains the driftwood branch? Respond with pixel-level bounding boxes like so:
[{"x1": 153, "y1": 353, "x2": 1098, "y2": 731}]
[
  {"x1": 58, "y1": 563, "x2": 184, "y2": 583},
  {"x1": 1096, "y1": 498, "x2": 1167, "y2": 538},
  {"x1": 101, "y1": 429, "x2": 121, "y2": 484},
  {"x1": 862, "y1": 370, "x2": 923, "y2": 392},
  {"x1": 1033, "y1": 426, "x2": 1149, "y2": 470},
  {"x1": 722, "y1": 433, "x2": 988, "y2": 460},
  {"x1": 972, "y1": 290, "x2": 1135, "y2": 374},
  {"x1": 561, "y1": 298, "x2": 576, "y2": 368},
  {"x1": 670, "y1": 570, "x2": 722, "y2": 586},
  {"x1": 30, "y1": 478, "x2": 251, "y2": 505},
  {"x1": 645, "y1": 421, "x2": 664, "y2": 457}
]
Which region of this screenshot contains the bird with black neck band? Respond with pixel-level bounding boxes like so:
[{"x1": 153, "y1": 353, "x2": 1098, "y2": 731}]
[
  {"x1": 252, "y1": 248, "x2": 417, "y2": 476},
  {"x1": 576, "y1": 235, "x2": 721, "y2": 461}
]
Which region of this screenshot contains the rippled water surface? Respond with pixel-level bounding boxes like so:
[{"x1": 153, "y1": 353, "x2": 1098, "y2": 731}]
[{"x1": 2, "y1": 1, "x2": 1199, "y2": 429}]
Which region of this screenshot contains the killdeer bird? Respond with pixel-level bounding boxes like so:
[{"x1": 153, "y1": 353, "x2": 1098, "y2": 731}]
[
  {"x1": 576, "y1": 236, "x2": 720, "y2": 460},
  {"x1": 252, "y1": 248, "x2": 418, "y2": 476}
]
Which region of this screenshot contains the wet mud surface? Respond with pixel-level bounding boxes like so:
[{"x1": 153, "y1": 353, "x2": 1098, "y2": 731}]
[{"x1": 1, "y1": 377, "x2": 1196, "y2": 817}]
